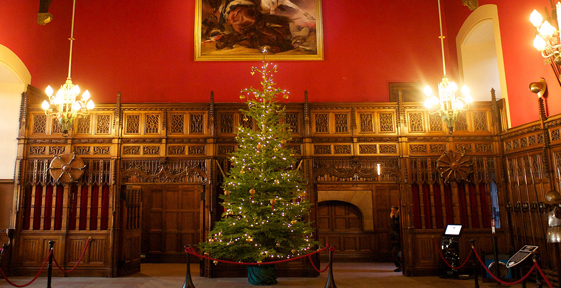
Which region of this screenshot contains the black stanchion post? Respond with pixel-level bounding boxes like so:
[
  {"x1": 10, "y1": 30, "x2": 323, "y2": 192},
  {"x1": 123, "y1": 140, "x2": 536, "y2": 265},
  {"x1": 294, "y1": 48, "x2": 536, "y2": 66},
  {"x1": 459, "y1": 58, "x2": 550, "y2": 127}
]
[
  {"x1": 182, "y1": 245, "x2": 195, "y2": 288},
  {"x1": 533, "y1": 254, "x2": 542, "y2": 288},
  {"x1": 323, "y1": 248, "x2": 336, "y2": 288},
  {"x1": 469, "y1": 239, "x2": 479, "y2": 288},
  {"x1": 47, "y1": 240, "x2": 54, "y2": 288},
  {"x1": 520, "y1": 266, "x2": 527, "y2": 288}
]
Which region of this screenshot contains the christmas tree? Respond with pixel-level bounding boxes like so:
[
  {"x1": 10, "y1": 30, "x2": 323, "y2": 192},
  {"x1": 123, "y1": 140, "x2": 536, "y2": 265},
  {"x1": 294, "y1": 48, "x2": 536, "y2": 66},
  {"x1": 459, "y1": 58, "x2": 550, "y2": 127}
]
[{"x1": 199, "y1": 58, "x2": 319, "y2": 263}]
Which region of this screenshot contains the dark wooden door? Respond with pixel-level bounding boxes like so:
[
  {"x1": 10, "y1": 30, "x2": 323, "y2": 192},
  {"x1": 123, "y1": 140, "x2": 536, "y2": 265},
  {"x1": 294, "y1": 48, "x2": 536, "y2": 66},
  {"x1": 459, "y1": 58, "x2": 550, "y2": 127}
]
[
  {"x1": 142, "y1": 185, "x2": 201, "y2": 263},
  {"x1": 317, "y1": 201, "x2": 374, "y2": 261},
  {"x1": 118, "y1": 186, "x2": 142, "y2": 276}
]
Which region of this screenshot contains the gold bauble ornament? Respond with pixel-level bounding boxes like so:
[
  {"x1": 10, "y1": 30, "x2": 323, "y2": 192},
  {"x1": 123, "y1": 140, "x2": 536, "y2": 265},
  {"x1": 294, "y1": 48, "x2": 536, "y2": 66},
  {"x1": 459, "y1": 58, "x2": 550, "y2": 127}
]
[
  {"x1": 240, "y1": 170, "x2": 245, "y2": 174},
  {"x1": 249, "y1": 188, "x2": 256, "y2": 195},
  {"x1": 274, "y1": 179, "x2": 280, "y2": 184},
  {"x1": 243, "y1": 116, "x2": 248, "y2": 122},
  {"x1": 213, "y1": 260, "x2": 218, "y2": 265},
  {"x1": 257, "y1": 144, "x2": 263, "y2": 149},
  {"x1": 276, "y1": 243, "x2": 281, "y2": 247},
  {"x1": 240, "y1": 95, "x2": 246, "y2": 100},
  {"x1": 273, "y1": 148, "x2": 278, "y2": 152},
  {"x1": 291, "y1": 249, "x2": 296, "y2": 254},
  {"x1": 283, "y1": 94, "x2": 289, "y2": 99},
  {"x1": 281, "y1": 139, "x2": 287, "y2": 144},
  {"x1": 291, "y1": 220, "x2": 297, "y2": 224}
]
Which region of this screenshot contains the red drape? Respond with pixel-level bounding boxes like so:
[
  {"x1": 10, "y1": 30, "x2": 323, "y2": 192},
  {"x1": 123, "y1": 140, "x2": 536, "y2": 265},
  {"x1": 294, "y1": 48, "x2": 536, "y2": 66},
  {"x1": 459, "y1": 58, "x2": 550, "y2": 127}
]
[
  {"x1": 33, "y1": 185, "x2": 43, "y2": 230},
  {"x1": 23, "y1": 186, "x2": 32, "y2": 230},
  {"x1": 469, "y1": 184, "x2": 480, "y2": 228},
  {"x1": 44, "y1": 185, "x2": 53, "y2": 230},
  {"x1": 79, "y1": 186, "x2": 89, "y2": 230},
  {"x1": 54, "y1": 185, "x2": 64, "y2": 230},
  {"x1": 444, "y1": 184, "x2": 454, "y2": 225},
  {"x1": 90, "y1": 186, "x2": 99, "y2": 230},
  {"x1": 457, "y1": 184, "x2": 468, "y2": 227},
  {"x1": 479, "y1": 183, "x2": 490, "y2": 228},
  {"x1": 433, "y1": 184, "x2": 444, "y2": 229},
  {"x1": 422, "y1": 184, "x2": 432, "y2": 229}
]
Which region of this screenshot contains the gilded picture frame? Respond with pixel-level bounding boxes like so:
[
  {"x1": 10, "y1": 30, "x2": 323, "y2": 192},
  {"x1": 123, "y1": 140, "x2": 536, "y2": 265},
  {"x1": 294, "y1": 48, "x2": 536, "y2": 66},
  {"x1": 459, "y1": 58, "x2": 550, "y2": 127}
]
[{"x1": 195, "y1": 0, "x2": 323, "y2": 61}]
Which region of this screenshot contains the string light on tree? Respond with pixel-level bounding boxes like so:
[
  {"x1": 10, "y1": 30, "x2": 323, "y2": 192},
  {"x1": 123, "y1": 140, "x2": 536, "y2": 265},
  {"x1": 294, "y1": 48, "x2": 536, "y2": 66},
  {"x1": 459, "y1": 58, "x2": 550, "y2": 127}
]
[{"x1": 199, "y1": 47, "x2": 319, "y2": 263}]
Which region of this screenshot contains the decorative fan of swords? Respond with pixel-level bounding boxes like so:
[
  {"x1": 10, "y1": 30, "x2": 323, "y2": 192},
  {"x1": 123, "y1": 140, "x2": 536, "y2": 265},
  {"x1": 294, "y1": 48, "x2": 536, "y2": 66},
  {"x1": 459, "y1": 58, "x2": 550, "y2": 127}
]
[{"x1": 48, "y1": 153, "x2": 86, "y2": 184}]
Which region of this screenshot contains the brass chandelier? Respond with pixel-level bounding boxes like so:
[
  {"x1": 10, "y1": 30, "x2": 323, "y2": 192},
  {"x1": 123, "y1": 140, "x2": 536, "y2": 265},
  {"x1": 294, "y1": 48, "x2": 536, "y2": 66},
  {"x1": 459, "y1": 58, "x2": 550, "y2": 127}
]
[
  {"x1": 530, "y1": 2, "x2": 561, "y2": 86},
  {"x1": 41, "y1": 0, "x2": 94, "y2": 136},
  {"x1": 423, "y1": 0, "x2": 473, "y2": 134}
]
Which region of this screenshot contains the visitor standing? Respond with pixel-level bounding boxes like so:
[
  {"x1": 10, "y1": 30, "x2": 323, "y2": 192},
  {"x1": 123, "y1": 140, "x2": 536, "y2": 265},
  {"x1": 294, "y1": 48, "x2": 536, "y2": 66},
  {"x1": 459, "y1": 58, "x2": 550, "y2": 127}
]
[{"x1": 390, "y1": 206, "x2": 402, "y2": 272}]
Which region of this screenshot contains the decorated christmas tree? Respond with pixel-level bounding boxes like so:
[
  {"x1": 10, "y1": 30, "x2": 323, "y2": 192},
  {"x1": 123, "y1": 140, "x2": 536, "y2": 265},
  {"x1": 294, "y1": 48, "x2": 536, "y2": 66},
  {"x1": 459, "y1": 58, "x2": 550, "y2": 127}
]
[{"x1": 199, "y1": 57, "x2": 319, "y2": 264}]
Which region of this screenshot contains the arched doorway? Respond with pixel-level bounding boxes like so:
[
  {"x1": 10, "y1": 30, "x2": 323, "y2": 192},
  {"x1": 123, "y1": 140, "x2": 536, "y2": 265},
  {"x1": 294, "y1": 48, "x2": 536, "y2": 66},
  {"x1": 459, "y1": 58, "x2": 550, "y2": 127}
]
[
  {"x1": 456, "y1": 4, "x2": 510, "y2": 127},
  {"x1": 317, "y1": 200, "x2": 375, "y2": 261}
]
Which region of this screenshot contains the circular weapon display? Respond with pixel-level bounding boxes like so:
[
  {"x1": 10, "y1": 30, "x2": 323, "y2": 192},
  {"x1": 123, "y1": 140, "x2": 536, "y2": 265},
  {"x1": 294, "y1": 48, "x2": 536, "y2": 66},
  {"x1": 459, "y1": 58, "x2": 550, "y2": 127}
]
[{"x1": 49, "y1": 153, "x2": 86, "y2": 184}]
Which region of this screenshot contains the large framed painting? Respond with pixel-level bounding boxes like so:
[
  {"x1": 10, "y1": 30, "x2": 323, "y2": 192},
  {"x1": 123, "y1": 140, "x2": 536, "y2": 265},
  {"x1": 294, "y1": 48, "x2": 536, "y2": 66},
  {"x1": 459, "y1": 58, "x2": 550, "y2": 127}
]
[{"x1": 195, "y1": 0, "x2": 323, "y2": 61}]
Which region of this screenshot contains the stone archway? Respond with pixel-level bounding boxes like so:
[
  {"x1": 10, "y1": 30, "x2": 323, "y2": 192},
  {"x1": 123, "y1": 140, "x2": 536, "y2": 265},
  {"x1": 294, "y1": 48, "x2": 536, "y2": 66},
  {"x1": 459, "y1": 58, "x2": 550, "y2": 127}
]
[{"x1": 318, "y1": 190, "x2": 373, "y2": 231}]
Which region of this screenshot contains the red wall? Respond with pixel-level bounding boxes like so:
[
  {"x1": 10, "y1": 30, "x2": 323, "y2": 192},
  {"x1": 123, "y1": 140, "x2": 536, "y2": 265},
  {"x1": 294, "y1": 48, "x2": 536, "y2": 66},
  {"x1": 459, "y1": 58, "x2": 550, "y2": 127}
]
[
  {"x1": 2, "y1": 0, "x2": 558, "y2": 127},
  {"x1": 1, "y1": 0, "x2": 444, "y2": 104},
  {"x1": 445, "y1": 0, "x2": 561, "y2": 127}
]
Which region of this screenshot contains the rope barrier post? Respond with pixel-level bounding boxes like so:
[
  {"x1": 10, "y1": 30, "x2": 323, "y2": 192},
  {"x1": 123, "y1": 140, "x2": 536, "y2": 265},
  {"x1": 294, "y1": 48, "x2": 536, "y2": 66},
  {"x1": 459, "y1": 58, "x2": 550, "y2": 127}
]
[
  {"x1": 519, "y1": 266, "x2": 527, "y2": 288},
  {"x1": 469, "y1": 239, "x2": 479, "y2": 288},
  {"x1": 182, "y1": 245, "x2": 195, "y2": 288},
  {"x1": 323, "y1": 247, "x2": 336, "y2": 288},
  {"x1": 46, "y1": 240, "x2": 54, "y2": 288},
  {"x1": 532, "y1": 254, "x2": 542, "y2": 288}
]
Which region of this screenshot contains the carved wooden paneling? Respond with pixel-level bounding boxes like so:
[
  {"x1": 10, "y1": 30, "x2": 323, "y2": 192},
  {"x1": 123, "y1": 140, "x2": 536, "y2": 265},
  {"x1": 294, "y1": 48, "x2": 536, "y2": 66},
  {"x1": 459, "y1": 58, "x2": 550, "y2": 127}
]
[
  {"x1": 359, "y1": 113, "x2": 374, "y2": 133},
  {"x1": 429, "y1": 114, "x2": 443, "y2": 132},
  {"x1": 126, "y1": 114, "x2": 140, "y2": 134},
  {"x1": 408, "y1": 112, "x2": 424, "y2": 132},
  {"x1": 48, "y1": 146, "x2": 65, "y2": 155},
  {"x1": 187, "y1": 145, "x2": 205, "y2": 155},
  {"x1": 190, "y1": 114, "x2": 204, "y2": 134},
  {"x1": 123, "y1": 146, "x2": 141, "y2": 155},
  {"x1": 33, "y1": 114, "x2": 47, "y2": 134},
  {"x1": 93, "y1": 146, "x2": 110, "y2": 155},
  {"x1": 429, "y1": 144, "x2": 446, "y2": 154},
  {"x1": 473, "y1": 111, "x2": 488, "y2": 131},
  {"x1": 334, "y1": 114, "x2": 349, "y2": 133},
  {"x1": 287, "y1": 144, "x2": 301, "y2": 155},
  {"x1": 29, "y1": 146, "x2": 47, "y2": 155},
  {"x1": 379, "y1": 144, "x2": 397, "y2": 154},
  {"x1": 315, "y1": 114, "x2": 329, "y2": 133},
  {"x1": 168, "y1": 145, "x2": 185, "y2": 155},
  {"x1": 286, "y1": 112, "x2": 299, "y2": 134},
  {"x1": 379, "y1": 112, "x2": 394, "y2": 132},
  {"x1": 52, "y1": 118, "x2": 63, "y2": 134},
  {"x1": 359, "y1": 144, "x2": 377, "y2": 154},
  {"x1": 77, "y1": 115, "x2": 91, "y2": 134},
  {"x1": 314, "y1": 144, "x2": 331, "y2": 155},
  {"x1": 455, "y1": 143, "x2": 472, "y2": 153},
  {"x1": 220, "y1": 113, "x2": 234, "y2": 134},
  {"x1": 409, "y1": 144, "x2": 427, "y2": 154},
  {"x1": 145, "y1": 114, "x2": 160, "y2": 134},
  {"x1": 333, "y1": 145, "x2": 351, "y2": 154},
  {"x1": 143, "y1": 146, "x2": 160, "y2": 155},
  {"x1": 455, "y1": 112, "x2": 468, "y2": 131},
  {"x1": 218, "y1": 145, "x2": 235, "y2": 155},
  {"x1": 96, "y1": 114, "x2": 111, "y2": 134},
  {"x1": 474, "y1": 143, "x2": 493, "y2": 153},
  {"x1": 74, "y1": 146, "x2": 91, "y2": 155},
  {"x1": 240, "y1": 114, "x2": 253, "y2": 130},
  {"x1": 88, "y1": 238, "x2": 106, "y2": 263},
  {"x1": 170, "y1": 114, "x2": 185, "y2": 134},
  {"x1": 552, "y1": 129, "x2": 561, "y2": 141}
]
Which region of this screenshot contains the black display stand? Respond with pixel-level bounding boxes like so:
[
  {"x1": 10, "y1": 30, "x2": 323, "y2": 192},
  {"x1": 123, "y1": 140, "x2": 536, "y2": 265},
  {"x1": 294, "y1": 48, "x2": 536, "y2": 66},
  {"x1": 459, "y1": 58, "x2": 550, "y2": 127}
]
[{"x1": 441, "y1": 224, "x2": 463, "y2": 278}]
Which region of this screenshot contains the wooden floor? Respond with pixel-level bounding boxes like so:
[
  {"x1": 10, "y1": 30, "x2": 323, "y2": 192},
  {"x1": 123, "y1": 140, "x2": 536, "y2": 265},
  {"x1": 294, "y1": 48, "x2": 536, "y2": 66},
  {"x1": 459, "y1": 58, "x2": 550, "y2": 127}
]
[{"x1": 4, "y1": 262, "x2": 529, "y2": 288}]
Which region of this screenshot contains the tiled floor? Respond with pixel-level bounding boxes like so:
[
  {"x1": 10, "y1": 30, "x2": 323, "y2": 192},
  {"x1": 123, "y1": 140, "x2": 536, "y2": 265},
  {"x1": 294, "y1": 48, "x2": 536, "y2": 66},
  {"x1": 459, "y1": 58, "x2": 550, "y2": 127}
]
[{"x1": 3, "y1": 262, "x2": 531, "y2": 288}]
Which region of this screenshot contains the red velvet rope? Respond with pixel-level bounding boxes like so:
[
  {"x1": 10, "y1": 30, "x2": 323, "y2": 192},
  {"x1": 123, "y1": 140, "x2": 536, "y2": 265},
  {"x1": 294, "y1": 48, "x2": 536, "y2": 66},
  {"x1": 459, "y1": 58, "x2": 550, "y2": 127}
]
[
  {"x1": 186, "y1": 245, "x2": 331, "y2": 267},
  {"x1": 472, "y1": 247, "x2": 536, "y2": 285},
  {"x1": 432, "y1": 238, "x2": 474, "y2": 270},
  {"x1": 533, "y1": 262, "x2": 555, "y2": 288},
  {"x1": 0, "y1": 250, "x2": 52, "y2": 287},
  {"x1": 52, "y1": 238, "x2": 91, "y2": 273},
  {"x1": 307, "y1": 254, "x2": 330, "y2": 273}
]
